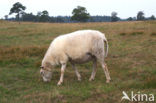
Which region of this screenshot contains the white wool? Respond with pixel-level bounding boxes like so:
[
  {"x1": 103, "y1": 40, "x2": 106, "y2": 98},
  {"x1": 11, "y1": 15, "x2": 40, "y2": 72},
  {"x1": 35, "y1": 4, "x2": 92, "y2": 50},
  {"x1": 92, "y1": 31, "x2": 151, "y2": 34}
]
[{"x1": 42, "y1": 30, "x2": 108, "y2": 67}]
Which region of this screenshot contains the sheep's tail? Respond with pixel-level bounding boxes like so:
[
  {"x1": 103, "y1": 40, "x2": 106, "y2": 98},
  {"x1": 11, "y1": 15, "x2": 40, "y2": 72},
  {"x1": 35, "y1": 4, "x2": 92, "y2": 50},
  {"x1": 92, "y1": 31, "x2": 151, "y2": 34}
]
[{"x1": 104, "y1": 38, "x2": 108, "y2": 58}]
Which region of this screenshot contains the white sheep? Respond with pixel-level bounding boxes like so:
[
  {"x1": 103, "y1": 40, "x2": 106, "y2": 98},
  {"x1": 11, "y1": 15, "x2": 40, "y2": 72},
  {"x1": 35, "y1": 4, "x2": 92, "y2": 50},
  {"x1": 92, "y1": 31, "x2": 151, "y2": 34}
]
[{"x1": 40, "y1": 30, "x2": 111, "y2": 85}]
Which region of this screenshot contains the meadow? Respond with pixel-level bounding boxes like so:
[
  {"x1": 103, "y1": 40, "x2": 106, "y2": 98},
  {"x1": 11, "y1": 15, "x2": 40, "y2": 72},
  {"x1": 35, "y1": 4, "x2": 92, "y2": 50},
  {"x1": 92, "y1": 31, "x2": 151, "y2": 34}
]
[{"x1": 0, "y1": 20, "x2": 156, "y2": 103}]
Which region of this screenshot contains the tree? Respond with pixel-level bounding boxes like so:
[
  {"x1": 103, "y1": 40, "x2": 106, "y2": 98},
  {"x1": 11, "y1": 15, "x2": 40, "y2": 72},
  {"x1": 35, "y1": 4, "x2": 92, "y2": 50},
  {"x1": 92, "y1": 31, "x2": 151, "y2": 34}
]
[
  {"x1": 37, "y1": 10, "x2": 49, "y2": 22},
  {"x1": 56, "y1": 16, "x2": 64, "y2": 22},
  {"x1": 9, "y1": 2, "x2": 26, "y2": 23},
  {"x1": 111, "y1": 12, "x2": 119, "y2": 22},
  {"x1": 127, "y1": 17, "x2": 133, "y2": 21},
  {"x1": 137, "y1": 11, "x2": 145, "y2": 21},
  {"x1": 150, "y1": 15, "x2": 155, "y2": 20},
  {"x1": 71, "y1": 6, "x2": 90, "y2": 22},
  {"x1": 21, "y1": 12, "x2": 37, "y2": 22}
]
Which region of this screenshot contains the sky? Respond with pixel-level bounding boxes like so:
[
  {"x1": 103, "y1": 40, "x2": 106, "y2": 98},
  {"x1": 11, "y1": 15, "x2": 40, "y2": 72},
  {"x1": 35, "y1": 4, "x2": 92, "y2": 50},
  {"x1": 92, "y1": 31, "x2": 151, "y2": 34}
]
[{"x1": 0, "y1": 0, "x2": 156, "y2": 19}]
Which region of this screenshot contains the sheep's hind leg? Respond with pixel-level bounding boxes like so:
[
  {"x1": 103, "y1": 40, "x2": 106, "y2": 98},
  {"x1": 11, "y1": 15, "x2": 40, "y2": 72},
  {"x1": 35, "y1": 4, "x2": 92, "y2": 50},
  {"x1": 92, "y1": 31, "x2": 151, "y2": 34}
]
[
  {"x1": 101, "y1": 62, "x2": 111, "y2": 83},
  {"x1": 72, "y1": 63, "x2": 81, "y2": 81},
  {"x1": 96, "y1": 53, "x2": 111, "y2": 83},
  {"x1": 89, "y1": 59, "x2": 97, "y2": 81}
]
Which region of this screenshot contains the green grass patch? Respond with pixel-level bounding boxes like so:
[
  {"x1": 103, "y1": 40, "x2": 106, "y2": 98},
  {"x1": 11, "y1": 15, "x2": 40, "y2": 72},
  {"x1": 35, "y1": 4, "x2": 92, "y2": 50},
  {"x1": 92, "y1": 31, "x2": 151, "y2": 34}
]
[
  {"x1": 119, "y1": 32, "x2": 126, "y2": 36},
  {"x1": 130, "y1": 31, "x2": 144, "y2": 35},
  {"x1": 0, "y1": 21, "x2": 156, "y2": 103},
  {"x1": 151, "y1": 32, "x2": 156, "y2": 36}
]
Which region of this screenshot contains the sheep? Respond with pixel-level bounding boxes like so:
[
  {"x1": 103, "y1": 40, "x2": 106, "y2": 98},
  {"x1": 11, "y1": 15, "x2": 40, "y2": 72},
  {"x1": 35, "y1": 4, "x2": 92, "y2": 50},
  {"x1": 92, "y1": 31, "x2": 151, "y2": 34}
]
[{"x1": 40, "y1": 30, "x2": 111, "y2": 85}]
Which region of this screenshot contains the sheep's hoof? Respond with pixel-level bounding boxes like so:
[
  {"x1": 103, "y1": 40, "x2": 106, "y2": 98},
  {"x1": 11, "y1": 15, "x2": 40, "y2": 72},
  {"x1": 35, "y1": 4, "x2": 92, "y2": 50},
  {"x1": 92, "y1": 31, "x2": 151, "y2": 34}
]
[
  {"x1": 57, "y1": 81, "x2": 62, "y2": 86},
  {"x1": 106, "y1": 80, "x2": 110, "y2": 83},
  {"x1": 78, "y1": 78, "x2": 81, "y2": 81},
  {"x1": 89, "y1": 78, "x2": 94, "y2": 81}
]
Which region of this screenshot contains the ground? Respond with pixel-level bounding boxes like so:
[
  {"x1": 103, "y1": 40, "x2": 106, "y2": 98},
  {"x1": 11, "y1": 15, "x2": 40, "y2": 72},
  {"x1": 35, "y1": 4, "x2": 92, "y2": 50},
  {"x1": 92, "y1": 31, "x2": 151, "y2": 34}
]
[{"x1": 0, "y1": 20, "x2": 156, "y2": 103}]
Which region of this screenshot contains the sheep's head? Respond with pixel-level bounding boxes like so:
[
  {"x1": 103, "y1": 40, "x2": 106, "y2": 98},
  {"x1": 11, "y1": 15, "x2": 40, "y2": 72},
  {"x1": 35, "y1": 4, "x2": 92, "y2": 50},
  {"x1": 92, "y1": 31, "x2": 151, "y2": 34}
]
[{"x1": 40, "y1": 66, "x2": 52, "y2": 82}]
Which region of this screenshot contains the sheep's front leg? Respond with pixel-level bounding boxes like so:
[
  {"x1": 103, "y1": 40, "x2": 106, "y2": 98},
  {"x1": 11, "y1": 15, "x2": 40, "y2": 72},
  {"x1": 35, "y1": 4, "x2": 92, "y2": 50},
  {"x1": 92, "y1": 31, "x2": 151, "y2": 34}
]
[{"x1": 57, "y1": 63, "x2": 66, "y2": 86}]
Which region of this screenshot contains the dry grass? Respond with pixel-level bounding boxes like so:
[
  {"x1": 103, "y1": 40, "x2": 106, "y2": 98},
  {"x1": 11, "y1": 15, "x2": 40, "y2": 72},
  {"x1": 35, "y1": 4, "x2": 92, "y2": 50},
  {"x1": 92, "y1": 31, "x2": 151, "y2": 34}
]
[{"x1": 0, "y1": 20, "x2": 156, "y2": 103}]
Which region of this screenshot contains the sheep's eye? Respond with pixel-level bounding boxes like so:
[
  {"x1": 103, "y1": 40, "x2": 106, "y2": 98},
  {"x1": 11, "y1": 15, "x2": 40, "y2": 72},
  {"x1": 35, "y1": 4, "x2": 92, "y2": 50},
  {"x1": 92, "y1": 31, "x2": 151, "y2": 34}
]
[{"x1": 40, "y1": 66, "x2": 44, "y2": 69}]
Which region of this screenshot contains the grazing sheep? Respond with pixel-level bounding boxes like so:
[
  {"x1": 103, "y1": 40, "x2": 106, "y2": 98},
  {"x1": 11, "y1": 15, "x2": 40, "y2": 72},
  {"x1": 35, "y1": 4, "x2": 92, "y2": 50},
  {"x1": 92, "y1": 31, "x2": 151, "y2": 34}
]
[{"x1": 40, "y1": 30, "x2": 111, "y2": 85}]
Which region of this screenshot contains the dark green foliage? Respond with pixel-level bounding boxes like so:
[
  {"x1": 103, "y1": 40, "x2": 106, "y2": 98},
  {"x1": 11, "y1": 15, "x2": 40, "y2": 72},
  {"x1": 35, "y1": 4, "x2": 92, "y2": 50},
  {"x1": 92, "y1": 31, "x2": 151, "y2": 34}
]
[
  {"x1": 71, "y1": 6, "x2": 90, "y2": 22},
  {"x1": 9, "y1": 2, "x2": 26, "y2": 15},
  {"x1": 150, "y1": 15, "x2": 155, "y2": 20},
  {"x1": 9, "y1": 2, "x2": 26, "y2": 22},
  {"x1": 22, "y1": 13, "x2": 37, "y2": 22},
  {"x1": 137, "y1": 11, "x2": 145, "y2": 21},
  {"x1": 127, "y1": 17, "x2": 133, "y2": 21},
  {"x1": 111, "y1": 12, "x2": 119, "y2": 22},
  {"x1": 37, "y1": 10, "x2": 50, "y2": 22}
]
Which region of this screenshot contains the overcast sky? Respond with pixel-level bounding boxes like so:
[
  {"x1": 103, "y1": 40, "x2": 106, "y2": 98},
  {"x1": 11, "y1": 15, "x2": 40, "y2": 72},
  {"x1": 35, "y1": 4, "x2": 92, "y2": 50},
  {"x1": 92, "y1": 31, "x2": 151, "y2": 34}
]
[{"x1": 0, "y1": 0, "x2": 156, "y2": 19}]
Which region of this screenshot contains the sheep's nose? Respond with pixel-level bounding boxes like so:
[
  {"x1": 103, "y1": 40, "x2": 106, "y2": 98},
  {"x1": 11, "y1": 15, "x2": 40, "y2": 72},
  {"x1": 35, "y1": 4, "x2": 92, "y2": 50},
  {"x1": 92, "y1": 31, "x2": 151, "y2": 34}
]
[{"x1": 40, "y1": 70, "x2": 44, "y2": 75}]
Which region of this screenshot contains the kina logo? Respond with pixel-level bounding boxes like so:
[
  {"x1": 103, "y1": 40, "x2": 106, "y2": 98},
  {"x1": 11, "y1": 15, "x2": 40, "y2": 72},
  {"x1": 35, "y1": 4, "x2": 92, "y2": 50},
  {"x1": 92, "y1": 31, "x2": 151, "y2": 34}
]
[{"x1": 121, "y1": 91, "x2": 154, "y2": 102}]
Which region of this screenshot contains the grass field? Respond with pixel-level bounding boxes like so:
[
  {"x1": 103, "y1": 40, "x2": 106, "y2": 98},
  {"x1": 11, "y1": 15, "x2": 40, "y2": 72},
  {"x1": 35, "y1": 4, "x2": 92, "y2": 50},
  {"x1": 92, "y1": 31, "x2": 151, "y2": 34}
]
[{"x1": 0, "y1": 20, "x2": 156, "y2": 103}]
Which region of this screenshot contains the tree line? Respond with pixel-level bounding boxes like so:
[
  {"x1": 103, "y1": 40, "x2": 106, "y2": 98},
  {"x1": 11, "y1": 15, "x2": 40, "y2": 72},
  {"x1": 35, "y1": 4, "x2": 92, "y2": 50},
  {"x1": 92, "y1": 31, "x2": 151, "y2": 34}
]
[{"x1": 4, "y1": 2, "x2": 156, "y2": 23}]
